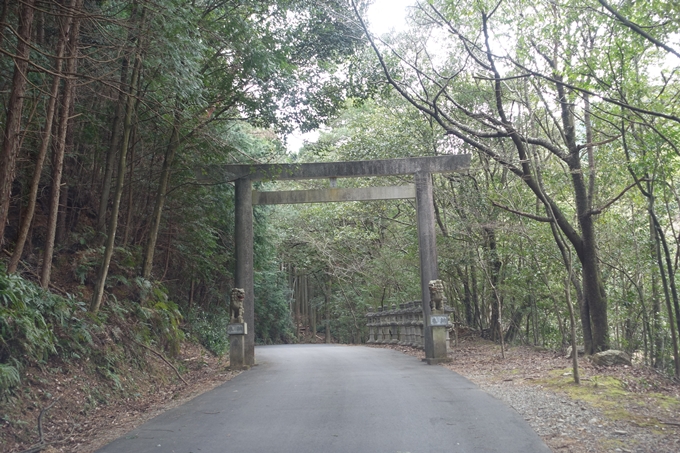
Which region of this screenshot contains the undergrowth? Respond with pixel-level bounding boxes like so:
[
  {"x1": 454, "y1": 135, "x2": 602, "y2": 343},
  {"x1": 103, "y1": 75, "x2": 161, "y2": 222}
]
[
  {"x1": 0, "y1": 268, "x2": 204, "y2": 400},
  {"x1": 185, "y1": 306, "x2": 231, "y2": 356}
]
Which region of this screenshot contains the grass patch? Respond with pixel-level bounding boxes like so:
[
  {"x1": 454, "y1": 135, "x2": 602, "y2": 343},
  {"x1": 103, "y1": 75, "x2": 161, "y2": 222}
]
[{"x1": 537, "y1": 367, "x2": 680, "y2": 428}]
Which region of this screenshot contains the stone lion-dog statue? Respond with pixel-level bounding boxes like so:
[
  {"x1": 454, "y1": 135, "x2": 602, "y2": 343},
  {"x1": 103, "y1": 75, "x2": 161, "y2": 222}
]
[
  {"x1": 230, "y1": 288, "x2": 245, "y2": 324},
  {"x1": 428, "y1": 279, "x2": 446, "y2": 312}
]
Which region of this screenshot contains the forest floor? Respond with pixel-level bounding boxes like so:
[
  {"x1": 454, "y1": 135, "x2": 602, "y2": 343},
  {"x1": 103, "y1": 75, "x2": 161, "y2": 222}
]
[
  {"x1": 1, "y1": 342, "x2": 240, "y2": 453},
  {"x1": 379, "y1": 336, "x2": 680, "y2": 453},
  {"x1": 3, "y1": 337, "x2": 679, "y2": 453}
]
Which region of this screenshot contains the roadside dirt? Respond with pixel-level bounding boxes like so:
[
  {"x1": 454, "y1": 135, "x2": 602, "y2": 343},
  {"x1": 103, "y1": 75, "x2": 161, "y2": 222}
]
[
  {"x1": 378, "y1": 337, "x2": 680, "y2": 452},
  {"x1": 4, "y1": 337, "x2": 679, "y2": 453},
  {"x1": 1, "y1": 342, "x2": 239, "y2": 453}
]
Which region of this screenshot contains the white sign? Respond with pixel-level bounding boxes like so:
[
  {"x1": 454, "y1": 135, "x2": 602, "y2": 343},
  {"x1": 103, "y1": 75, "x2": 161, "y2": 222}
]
[
  {"x1": 227, "y1": 323, "x2": 247, "y2": 335},
  {"x1": 430, "y1": 315, "x2": 449, "y2": 327}
]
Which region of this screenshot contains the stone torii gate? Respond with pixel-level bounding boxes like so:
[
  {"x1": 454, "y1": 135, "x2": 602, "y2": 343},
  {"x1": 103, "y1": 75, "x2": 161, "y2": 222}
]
[{"x1": 223, "y1": 155, "x2": 470, "y2": 366}]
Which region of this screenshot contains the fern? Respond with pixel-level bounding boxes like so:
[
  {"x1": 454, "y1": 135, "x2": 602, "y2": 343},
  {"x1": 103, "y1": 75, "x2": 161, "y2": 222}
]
[{"x1": 0, "y1": 362, "x2": 20, "y2": 397}]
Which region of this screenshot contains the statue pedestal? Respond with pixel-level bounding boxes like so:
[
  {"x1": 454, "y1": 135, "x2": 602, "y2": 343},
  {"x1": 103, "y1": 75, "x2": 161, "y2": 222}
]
[
  {"x1": 426, "y1": 313, "x2": 451, "y2": 365},
  {"x1": 228, "y1": 323, "x2": 248, "y2": 370}
]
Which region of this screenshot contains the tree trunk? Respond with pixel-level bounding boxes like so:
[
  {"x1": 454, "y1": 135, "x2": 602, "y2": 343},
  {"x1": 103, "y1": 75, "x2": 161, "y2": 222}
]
[
  {"x1": 566, "y1": 270, "x2": 581, "y2": 384},
  {"x1": 0, "y1": 0, "x2": 11, "y2": 49},
  {"x1": 651, "y1": 214, "x2": 663, "y2": 367},
  {"x1": 90, "y1": 40, "x2": 143, "y2": 313},
  {"x1": 504, "y1": 297, "x2": 528, "y2": 344},
  {"x1": 455, "y1": 265, "x2": 474, "y2": 326},
  {"x1": 652, "y1": 218, "x2": 680, "y2": 377},
  {"x1": 485, "y1": 227, "x2": 502, "y2": 342},
  {"x1": 122, "y1": 128, "x2": 136, "y2": 247},
  {"x1": 0, "y1": 0, "x2": 36, "y2": 248},
  {"x1": 325, "y1": 277, "x2": 331, "y2": 343},
  {"x1": 556, "y1": 75, "x2": 609, "y2": 353},
  {"x1": 40, "y1": 0, "x2": 82, "y2": 287},
  {"x1": 96, "y1": 59, "x2": 129, "y2": 234},
  {"x1": 188, "y1": 278, "x2": 195, "y2": 310},
  {"x1": 141, "y1": 108, "x2": 181, "y2": 279},
  {"x1": 56, "y1": 183, "x2": 69, "y2": 244},
  {"x1": 8, "y1": 3, "x2": 71, "y2": 272}
]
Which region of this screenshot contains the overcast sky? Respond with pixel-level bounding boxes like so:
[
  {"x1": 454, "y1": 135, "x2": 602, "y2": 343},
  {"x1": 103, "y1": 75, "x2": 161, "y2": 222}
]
[{"x1": 366, "y1": 0, "x2": 415, "y2": 35}]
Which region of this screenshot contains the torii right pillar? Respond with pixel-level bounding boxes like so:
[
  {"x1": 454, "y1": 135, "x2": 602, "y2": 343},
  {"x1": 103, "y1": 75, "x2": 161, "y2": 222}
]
[{"x1": 415, "y1": 171, "x2": 450, "y2": 364}]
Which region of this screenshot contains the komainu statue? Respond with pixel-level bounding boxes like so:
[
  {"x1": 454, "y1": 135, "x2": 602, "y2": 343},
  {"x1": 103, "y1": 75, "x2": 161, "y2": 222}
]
[
  {"x1": 428, "y1": 279, "x2": 446, "y2": 312},
  {"x1": 230, "y1": 288, "x2": 245, "y2": 323}
]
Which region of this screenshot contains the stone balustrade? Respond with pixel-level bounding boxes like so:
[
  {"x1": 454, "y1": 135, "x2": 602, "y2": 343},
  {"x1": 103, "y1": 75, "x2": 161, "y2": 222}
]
[{"x1": 366, "y1": 302, "x2": 453, "y2": 349}]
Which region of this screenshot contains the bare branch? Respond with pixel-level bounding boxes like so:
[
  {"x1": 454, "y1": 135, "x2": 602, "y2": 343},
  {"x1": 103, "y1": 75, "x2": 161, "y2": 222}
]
[
  {"x1": 597, "y1": 0, "x2": 680, "y2": 59},
  {"x1": 588, "y1": 179, "x2": 649, "y2": 216},
  {"x1": 490, "y1": 200, "x2": 554, "y2": 222}
]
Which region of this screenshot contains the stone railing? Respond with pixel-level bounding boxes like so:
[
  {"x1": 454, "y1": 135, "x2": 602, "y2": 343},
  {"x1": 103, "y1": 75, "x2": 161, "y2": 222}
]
[{"x1": 366, "y1": 302, "x2": 453, "y2": 349}]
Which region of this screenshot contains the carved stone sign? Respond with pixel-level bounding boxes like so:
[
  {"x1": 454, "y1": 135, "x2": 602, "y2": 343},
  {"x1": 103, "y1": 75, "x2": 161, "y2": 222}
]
[
  {"x1": 227, "y1": 323, "x2": 247, "y2": 335},
  {"x1": 429, "y1": 315, "x2": 449, "y2": 327}
]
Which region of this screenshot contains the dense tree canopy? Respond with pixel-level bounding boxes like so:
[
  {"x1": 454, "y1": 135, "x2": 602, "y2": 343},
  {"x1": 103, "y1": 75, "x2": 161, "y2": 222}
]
[
  {"x1": 0, "y1": 0, "x2": 367, "y2": 346},
  {"x1": 2, "y1": 0, "x2": 680, "y2": 384}
]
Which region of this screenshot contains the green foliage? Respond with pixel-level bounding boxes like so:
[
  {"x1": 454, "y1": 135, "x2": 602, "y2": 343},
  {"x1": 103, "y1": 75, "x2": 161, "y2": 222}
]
[
  {"x1": 185, "y1": 307, "x2": 231, "y2": 356},
  {"x1": 254, "y1": 268, "x2": 295, "y2": 344},
  {"x1": 0, "y1": 268, "x2": 93, "y2": 396},
  {"x1": 0, "y1": 362, "x2": 20, "y2": 399},
  {"x1": 0, "y1": 273, "x2": 56, "y2": 367},
  {"x1": 134, "y1": 279, "x2": 184, "y2": 357}
]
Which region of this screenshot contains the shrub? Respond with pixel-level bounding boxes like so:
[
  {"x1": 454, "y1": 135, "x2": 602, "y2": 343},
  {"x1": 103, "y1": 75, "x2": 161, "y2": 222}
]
[
  {"x1": 185, "y1": 306, "x2": 230, "y2": 356},
  {"x1": 0, "y1": 268, "x2": 89, "y2": 396}
]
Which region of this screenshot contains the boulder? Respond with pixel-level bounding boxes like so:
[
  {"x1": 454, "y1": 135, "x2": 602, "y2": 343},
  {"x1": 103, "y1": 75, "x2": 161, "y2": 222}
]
[
  {"x1": 565, "y1": 345, "x2": 585, "y2": 359},
  {"x1": 590, "y1": 350, "x2": 632, "y2": 367}
]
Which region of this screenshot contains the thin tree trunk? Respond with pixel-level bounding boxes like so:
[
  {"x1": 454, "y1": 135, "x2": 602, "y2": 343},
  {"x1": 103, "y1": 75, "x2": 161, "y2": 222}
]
[
  {"x1": 0, "y1": 0, "x2": 36, "y2": 247},
  {"x1": 96, "y1": 59, "x2": 129, "y2": 234},
  {"x1": 56, "y1": 184, "x2": 68, "y2": 244},
  {"x1": 455, "y1": 265, "x2": 474, "y2": 326},
  {"x1": 188, "y1": 278, "x2": 195, "y2": 310},
  {"x1": 658, "y1": 222, "x2": 680, "y2": 343},
  {"x1": 35, "y1": 6, "x2": 44, "y2": 46},
  {"x1": 161, "y1": 229, "x2": 172, "y2": 281},
  {"x1": 0, "y1": 0, "x2": 10, "y2": 50},
  {"x1": 8, "y1": 4, "x2": 71, "y2": 273},
  {"x1": 325, "y1": 276, "x2": 331, "y2": 344},
  {"x1": 122, "y1": 129, "x2": 136, "y2": 247},
  {"x1": 566, "y1": 263, "x2": 580, "y2": 385},
  {"x1": 90, "y1": 41, "x2": 143, "y2": 314},
  {"x1": 485, "y1": 227, "x2": 502, "y2": 343},
  {"x1": 653, "y1": 220, "x2": 680, "y2": 377},
  {"x1": 141, "y1": 108, "x2": 181, "y2": 279},
  {"x1": 651, "y1": 216, "x2": 663, "y2": 367},
  {"x1": 40, "y1": 0, "x2": 82, "y2": 287},
  {"x1": 311, "y1": 294, "x2": 316, "y2": 342}
]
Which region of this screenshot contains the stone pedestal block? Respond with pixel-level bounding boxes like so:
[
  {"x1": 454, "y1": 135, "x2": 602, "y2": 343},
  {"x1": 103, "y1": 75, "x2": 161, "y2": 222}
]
[
  {"x1": 228, "y1": 323, "x2": 248, "y2": 370},
  {"x1": 424, "y1": 313, "x2": 451, "y2": 365}
]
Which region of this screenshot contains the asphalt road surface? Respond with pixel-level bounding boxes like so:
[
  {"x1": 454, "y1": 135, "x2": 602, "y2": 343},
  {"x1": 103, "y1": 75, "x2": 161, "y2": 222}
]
[{"x1": 97, "y1": 344, "x2": 551, "y2": 453}]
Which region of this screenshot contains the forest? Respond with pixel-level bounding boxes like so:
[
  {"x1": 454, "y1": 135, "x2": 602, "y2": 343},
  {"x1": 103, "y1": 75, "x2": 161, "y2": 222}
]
[{"x1": 1, "y1": 0, "x2": 680, "y2": 403}]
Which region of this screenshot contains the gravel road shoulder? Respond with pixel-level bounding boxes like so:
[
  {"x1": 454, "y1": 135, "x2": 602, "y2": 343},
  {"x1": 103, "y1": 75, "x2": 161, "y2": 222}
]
[{"x1": 375, "y1": 338, "x2": 680, "y2": 453}]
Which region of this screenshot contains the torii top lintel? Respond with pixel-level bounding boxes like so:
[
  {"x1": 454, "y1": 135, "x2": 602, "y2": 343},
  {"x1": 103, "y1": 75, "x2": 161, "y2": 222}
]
[{"x1": 222, "y1": 155, "x2": 471, "y2": 181}]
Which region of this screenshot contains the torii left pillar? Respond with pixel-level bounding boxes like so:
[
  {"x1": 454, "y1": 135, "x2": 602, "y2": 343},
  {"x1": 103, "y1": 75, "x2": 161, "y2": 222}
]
[{"x1": 235, "y1": 177, "x2": 255, "y2": 366}]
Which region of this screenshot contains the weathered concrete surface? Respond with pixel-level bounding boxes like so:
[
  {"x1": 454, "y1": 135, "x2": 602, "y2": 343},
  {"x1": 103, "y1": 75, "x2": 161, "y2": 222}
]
[
  {"x1": 416, "y1": 171, "x2": 437, "y2": 359},
  {"x1": 218, "y1": 154, "x2": 470, "y2": 181},
  {"x1": 430, "y1": 325, "x2": 450, "y2": 365},
  {"x1": 253, "y1": 185, "x2": 415, "y2": 205},
  {"x1": 96, "y1": 345, "x2": 550, "y2": 453},
  {"x1": 234, "y1": 178, "x2": 255, "y2": 365},
  {"x1": 228, "y1": 331, "x2": 246, "y2": 369}
]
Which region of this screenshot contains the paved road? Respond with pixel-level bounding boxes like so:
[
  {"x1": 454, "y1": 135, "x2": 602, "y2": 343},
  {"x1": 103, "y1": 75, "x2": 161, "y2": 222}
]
[{"x1": 97, "y1": 345, "x2": 550, "y2": 453}]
